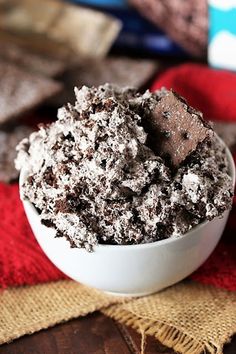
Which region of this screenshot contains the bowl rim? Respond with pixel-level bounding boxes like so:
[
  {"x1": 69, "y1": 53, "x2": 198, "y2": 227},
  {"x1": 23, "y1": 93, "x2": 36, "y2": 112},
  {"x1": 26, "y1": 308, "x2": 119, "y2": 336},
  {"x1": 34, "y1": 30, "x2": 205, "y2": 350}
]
[{"x1": 20, "y1": 135, "x2": 236, "y2": 251}]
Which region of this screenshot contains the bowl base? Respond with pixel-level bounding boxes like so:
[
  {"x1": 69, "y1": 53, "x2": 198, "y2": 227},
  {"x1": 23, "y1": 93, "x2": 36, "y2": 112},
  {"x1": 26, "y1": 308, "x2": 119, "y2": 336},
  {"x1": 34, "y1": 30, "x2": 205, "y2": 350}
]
[{"x1": 104, "y1": 289, "x2": 161, "y2": 298}]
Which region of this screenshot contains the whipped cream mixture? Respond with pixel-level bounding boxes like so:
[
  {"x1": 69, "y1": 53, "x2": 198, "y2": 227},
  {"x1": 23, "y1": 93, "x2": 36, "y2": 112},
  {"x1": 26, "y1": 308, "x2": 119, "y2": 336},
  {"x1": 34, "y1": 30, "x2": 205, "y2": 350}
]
[{"x1": 16, "y1": 85, "x2": 233, "y2": 251}]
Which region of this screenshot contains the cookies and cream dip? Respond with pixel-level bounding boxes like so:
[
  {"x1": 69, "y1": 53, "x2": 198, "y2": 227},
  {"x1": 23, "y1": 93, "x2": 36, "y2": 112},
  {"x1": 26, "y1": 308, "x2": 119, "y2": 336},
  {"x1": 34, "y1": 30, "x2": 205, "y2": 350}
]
[{"x1": 16, "y1": 84, "x2": 233, "y2": 251}]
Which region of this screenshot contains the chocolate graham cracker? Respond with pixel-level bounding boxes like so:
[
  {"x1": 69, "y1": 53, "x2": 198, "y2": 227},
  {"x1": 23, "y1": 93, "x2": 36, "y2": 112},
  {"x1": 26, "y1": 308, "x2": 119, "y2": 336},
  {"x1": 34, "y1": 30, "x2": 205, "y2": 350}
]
[
  {"x1": 213, "y1": 121, "x2": 236, "y2": 152},
  {"x1": 72, "y1": 57, "x2": 158, "y2": 88},
  {"x1": 0, "y1": 41, "x2": 67, "y2": 77},
  {"x1": 129, "y1": 0, "x2": 207, "y2": 57},
  {"x1": 0, "y1": 30, "x2": 72, "y2": 63},
  {"x1": 0, "y1": 125, "x2": 34, "y2": 183},
  {"x1": 146, "y1": 90, "x2": 212, "y2": 167},
  {"x1": 0, "y1": 0, "x2": 121, "y2": 58},
  {"x1": 0, "y1": 61, "x2": 62, "y2": 125},
  {"x1": 53, "y1": 57, "x2": 158, "y2": 105}
]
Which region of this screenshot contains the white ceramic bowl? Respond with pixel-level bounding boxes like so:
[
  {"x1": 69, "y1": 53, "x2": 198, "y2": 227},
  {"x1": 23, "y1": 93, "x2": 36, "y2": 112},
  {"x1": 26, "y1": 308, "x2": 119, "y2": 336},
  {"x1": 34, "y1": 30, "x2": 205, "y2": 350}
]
[{"x1": 20, "y1": 139, "x2": 235, "y2": 297}]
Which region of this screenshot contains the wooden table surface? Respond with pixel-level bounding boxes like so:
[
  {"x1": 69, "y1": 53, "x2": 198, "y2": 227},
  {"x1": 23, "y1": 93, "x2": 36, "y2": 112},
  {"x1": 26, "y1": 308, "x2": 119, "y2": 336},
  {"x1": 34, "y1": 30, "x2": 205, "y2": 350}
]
[{"x1": 0, "y1": 312, "x2": 235, "y2": 354}]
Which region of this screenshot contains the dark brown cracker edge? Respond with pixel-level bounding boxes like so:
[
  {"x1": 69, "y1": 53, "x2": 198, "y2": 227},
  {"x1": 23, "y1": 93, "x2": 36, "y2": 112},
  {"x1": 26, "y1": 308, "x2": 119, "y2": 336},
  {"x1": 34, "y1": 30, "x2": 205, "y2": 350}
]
[{"x1": 145, "y1": 89, "x2": 213, "y2": 167}]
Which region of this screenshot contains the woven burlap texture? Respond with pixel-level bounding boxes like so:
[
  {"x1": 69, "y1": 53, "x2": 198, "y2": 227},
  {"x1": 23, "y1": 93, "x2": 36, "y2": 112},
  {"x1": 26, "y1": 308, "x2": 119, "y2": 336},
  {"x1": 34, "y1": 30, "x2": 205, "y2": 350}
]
[
  {"x1": 103, "y1": 281, "x2": 236, "y2": 354},
  {"x1": 0, "y1": 280, "x2": 236, "y2": 354},
  {"x1": 0, "y1": 280, "x2": 125, "y2": 345}
]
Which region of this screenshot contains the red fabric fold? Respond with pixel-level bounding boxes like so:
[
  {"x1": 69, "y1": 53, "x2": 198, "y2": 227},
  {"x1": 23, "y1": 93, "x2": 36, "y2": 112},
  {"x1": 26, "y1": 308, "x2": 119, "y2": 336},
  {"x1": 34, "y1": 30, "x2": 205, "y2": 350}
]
[{"x1": 0, "y1": 183, "x2": 66, "y2": 288}]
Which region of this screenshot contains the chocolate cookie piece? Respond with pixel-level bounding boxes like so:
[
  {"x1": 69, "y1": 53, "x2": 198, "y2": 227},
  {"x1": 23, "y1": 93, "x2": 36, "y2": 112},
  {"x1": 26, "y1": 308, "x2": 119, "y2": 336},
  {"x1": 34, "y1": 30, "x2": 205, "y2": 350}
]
[
  {"x1": 145, "y1": 90, "x2": 212, "y2": 167},
  {"x1": 213, "y1": 121, "x2": 236, "y2": 152},
  {"x1": 53, "y1": 57, "x2": 158, "y2": 105},
  {"x1": 0, "y1": 0, "x2": 121, "y2": 58},
  {"x1": 0, "y1": 61, "x2": 62, "y2": 124},
  {"x1": 0, "y1": 30, "x2": 71, "y2": 62},
  {"x1": 0, "y1": 125, "x2": 34, "y2": 183},
  {"x1": 0, "y1": 41, "x2": 66, "y2": 77},
  {"x1": 73, "y1": 57, "x2": 158, "y2": 88},
  {"x1": 129, "y1": 0, "x2": 207, "y2": 57}
]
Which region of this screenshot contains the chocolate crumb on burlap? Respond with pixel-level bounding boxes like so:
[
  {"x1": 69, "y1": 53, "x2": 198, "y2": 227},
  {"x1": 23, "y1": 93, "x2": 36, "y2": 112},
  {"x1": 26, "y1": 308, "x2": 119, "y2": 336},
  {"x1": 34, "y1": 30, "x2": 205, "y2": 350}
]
[{"x1": 0, "y1": 61, "x2": 62, "y2": 125}]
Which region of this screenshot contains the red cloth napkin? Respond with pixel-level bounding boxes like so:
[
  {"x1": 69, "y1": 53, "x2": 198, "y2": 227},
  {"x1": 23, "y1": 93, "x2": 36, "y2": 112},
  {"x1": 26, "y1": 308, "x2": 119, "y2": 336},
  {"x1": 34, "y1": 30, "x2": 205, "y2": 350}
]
[
  {"x1": 0, "y1": 183, "x2": 66, "y2": 288},
  {"x1": 0, "y1": 63, "x2": 235, "y2": 291}
]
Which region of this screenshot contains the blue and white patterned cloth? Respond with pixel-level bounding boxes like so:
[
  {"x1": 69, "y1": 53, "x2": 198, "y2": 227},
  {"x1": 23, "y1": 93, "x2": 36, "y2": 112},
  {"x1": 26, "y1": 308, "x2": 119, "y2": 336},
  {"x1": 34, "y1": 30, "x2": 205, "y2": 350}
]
[{"x1": 208, "y1": 0, "x2": 236, "y2": 70}]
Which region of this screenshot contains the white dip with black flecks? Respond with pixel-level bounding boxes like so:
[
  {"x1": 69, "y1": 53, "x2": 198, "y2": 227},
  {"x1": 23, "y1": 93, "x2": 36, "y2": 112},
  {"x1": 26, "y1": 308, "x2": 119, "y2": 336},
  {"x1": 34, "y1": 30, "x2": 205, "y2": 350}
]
[{"x1": 16, "y1": 84, "x2": 233, "y2": 251}]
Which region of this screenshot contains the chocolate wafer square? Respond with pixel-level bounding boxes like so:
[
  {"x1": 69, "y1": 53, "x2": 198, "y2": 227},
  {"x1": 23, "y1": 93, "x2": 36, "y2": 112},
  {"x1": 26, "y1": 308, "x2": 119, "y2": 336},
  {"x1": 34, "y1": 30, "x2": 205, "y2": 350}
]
[
  {"x1": 74, "y1": 57, "x2": 158, "y2": 88},
  {"x1": 146, "y1": 90, "x2": 212, "y2": 167},
  {"x1": 54, "y1": 57, "x2": 158, "y2": 105},
  {"x1": 0, "y1": 61, "x2": 62, "y2": 125},
  {"x1": 213, "y1": 121, "x2": 236, "y2": 152},
  {"x1": 0, "y1": 41, "x2": 66, "y2": 77}
]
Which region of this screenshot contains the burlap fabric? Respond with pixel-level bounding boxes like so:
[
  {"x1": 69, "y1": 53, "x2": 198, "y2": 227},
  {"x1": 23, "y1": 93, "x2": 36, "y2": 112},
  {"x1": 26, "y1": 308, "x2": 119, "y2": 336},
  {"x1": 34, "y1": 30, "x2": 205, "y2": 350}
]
[
  {"x1": 0, "y1": 280, "x2": 125, "y2": 345},
  {"x1": 104, "y1": 281, "x2": 236, "y2": 354},
  {"x1": 0, "y1": 280, "x2": 235, "y2": 353}
]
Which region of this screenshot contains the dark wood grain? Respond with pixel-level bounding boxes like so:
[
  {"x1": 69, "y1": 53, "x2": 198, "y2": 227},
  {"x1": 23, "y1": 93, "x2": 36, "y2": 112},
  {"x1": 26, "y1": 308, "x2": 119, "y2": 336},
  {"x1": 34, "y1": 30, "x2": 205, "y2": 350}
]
[
  {"x1": 0, "y1": 312, "x2": 235, "y2": 354},
  {"x1": 0, "y1": 313, "x2": 130, "y2": 354}
]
